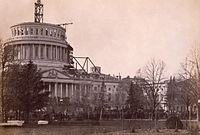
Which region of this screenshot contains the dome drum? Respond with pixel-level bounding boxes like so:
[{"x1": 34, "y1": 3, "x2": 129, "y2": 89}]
[{"x1": 4, "y1": 22, "x2": 73, "y2": 69}]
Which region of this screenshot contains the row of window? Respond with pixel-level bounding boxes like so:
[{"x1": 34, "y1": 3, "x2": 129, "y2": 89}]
[
  {"x1": 12, "y1": 26, "x2": 65, "y2": 40},
  {"x1": 94, "y1": 85, "x2": 117, "y2": 91},
  {"x1": 12, "y1": 44, "x2": 70, "y2": 62}
]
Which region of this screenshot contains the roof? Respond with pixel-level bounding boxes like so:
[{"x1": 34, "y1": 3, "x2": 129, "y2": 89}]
[{"x1": 10, "y1": 22, "x2": 66, "y2": 31}]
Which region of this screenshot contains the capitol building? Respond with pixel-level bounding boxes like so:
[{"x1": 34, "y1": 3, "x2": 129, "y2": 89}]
[{"x1": 4, "y1": 0, "x2": 123, "y2": 112}]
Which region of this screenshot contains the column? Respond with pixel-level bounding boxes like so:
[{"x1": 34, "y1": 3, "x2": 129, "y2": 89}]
[
  {"x1": 43, "y1": 82, "x2": 45, "y2": 93},
  {"x1": 86, "y1": 85, "x2": 88, "y2": 96},
  {"x1": 55, "y1": 83, "x2": 57, "y2": 97},
  {"x1": 27, "y1": 44, "x2": 30, "y2": 59},
  {"x1": 60, "y1": 47, "x2": 61, "y2": 61},
  {"x1": 38, "y1": 44, "x2": 41, "y2": 59},
  {"x1": 72, "y1": 84, "x2": 74, "y2": 96},
  {"x1": 51, "y1": 45, "x2": 53, "y2": 60},
  {"x1": 80, "y1": 84, "x2": 82, "y2": 101},
  {"x1": 44, "y1": 44, "x2": 47, "y2": 60},
  {"x1": 74, "y1": 84, "x2": 76, "y2": 98},
  {"x1": 61, "y1": 83, "x2": 63, "y2": 98},
  {"x1": 198, "y1": 100, "x2": 200, "y2": 121},
  {"x1": 56, "y1": 46, "x2": 58, "y2": 60},
  {"x1": 23, "y1": 45, "x2": 25, "y2": 59},
  {"x1": 33, "y1": 44, "x2": 35, "y2": 59},
  {"x1": 20, "y1": 44, "x2": 23, "y2": 59},
  {"x1": 49, "y1": 83, "x2": 51, "y2": 92},
  {"x1": 66, "y1": 83, "x2": 68, "y2": 97}
]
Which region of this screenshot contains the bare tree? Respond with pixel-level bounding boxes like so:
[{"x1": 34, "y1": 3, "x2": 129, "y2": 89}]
[
  {"x1": 179, "y1": 45, "x2": 200, "y2": 120},
  {"x1": 142, "y1": 58, "x2": 166, "y2": 120},
  {"x1": 166, "y1": 77, "x2": 177, "y2": 114}
]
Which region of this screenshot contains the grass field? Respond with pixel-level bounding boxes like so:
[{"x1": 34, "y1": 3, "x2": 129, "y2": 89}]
[{"x1": 0, "y1": 120, "x2": 198, "y2": 135}]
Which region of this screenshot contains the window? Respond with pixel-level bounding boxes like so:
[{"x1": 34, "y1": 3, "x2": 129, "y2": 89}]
[
  {"x1": 21, "y1": 28, "x2": 24, "y2": 35},
  {"x1": 50, "y1": 30, "x2": 53, "y2": 36},
  {"x1": 17, "y1": 29, "x2": 20, "y2": 35},
  {"x1": 57, "y1": 32, "x2": 60, "y2": 38},
  {"x1": 61, "y1": 34, "x2": 65, "y2": 40},
  {"x1": 46, "y1": 28, "x2": 48, "y2": 36},
  {"x1": 57, "y1": 47, "x2": 60, "y2": 60},
  {"x1": 13, "y1": 45, "x2": 18, "y2": 60},
  {"x1": 52, "y1": 46, "x2": 56, "y2": 60},
  {"x1": 62, "y1": 47, "x2": 65, "y2": 61},
  {"x1": 30, "y1": 45, "x2": 33, "y2": 59},
  {"x1": 54, "y1": 30, "x2": 57, "y2": 37},
  {"x1": 57, "y1": 83, "x2": 61, "y2": 98},
  {"x1": 35, "y1": 45, "x2": 39, "y2": 59},
  {"x1": 17, "y1": 45, "x2": 21, "y2": 59},
  {"x1": 62, "y1": 83, "x2": 66, "y2": 98},
  {"x1": 25, "y1": 45, "x2": 30, "y2": 59},
  {"x1": 25, "y1": 28, "x2": 28, "y2": 35},
  {"x1": 41, "y1": 28, "x2": 43, "y2": 35},
  {"x1": 40, "y1": 45, "x2": 44, "y2": 59},
  {"x1": 108, "y1": 93, "x2": 111, "y2": 101},
  {"x1": 51, "y1": 83, "x2": 55, "y2": 97},
  {"x1": 45, "y1": 82, "x2": 49, "y2": 92},
  {"x1": 177, "y1": 106, "x2": 179, "y2": 112},
  {"x1": 64, "y1": 49, "x2": 67, "y2": 61},
  {"x1": 30, "y1": 28, "x2": 33, "y2": 35},
  {"x1": 46, "y1": 45, "x2": 51, "y2": 59},
  {"x1": 36, "y1": 28, "x2": 38, "y2": 35},
  {"x1": 14, "y1": 29, "x2": 16, "y2": 36}
]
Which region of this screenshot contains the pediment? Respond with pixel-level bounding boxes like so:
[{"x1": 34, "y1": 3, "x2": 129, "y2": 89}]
[{"x1": 42, "y1": 69, "x2": 71, "y2": 79}]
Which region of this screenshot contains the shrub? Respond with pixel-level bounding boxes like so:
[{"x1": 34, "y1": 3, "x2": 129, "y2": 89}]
[{"x1": 166, "y1": 115, "x2": 183, "y2": 129}]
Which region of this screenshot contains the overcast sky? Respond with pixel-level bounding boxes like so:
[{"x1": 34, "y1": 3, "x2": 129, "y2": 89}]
[{"x1": 0, "y1": 0, "x2": 200, "y2": 78}]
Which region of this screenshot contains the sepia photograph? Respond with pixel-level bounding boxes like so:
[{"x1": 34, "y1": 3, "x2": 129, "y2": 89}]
[{"x1": 0, "y1": 0, "x2": 200, "y2": 134}]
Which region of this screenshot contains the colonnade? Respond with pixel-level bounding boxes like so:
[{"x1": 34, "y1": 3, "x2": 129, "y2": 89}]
[
  {"x1": 45, "y1": 82, "x2": 91, "y2": 100},
  {"x1": 12, "y1": 44, "x2": 70, "y2": 62},
  {"x1": 11, "y1": 25, "x2": 65, "y2": 41}
]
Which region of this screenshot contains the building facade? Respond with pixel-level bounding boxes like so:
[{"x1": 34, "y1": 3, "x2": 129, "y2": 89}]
[{"x1": 4, "y1": 0, "x2": 121, "y2": 115}]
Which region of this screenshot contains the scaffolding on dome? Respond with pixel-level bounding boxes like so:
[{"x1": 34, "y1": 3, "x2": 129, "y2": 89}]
[{"x1": 34, "y1": 0, "x2": 43, "y2": 23}]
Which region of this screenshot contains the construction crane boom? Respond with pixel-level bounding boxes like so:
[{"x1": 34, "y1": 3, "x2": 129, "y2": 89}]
[{"x1": 57, "y1": 23, "x2": 73, "y2": 29}]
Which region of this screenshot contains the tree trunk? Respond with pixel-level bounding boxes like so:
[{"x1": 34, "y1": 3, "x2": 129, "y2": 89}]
[
  {"x1": 186, "y1": 105, "x2": 189, "y2": 120},
  {"x1": 197, "y1": 102, "x2": 200, "y2": 121},
  {"x1": 25, "y1": 110, "x2": 30, "y2": 123},
  {"x1": 99, "y1": 108, "x2": 103, "y2": 120},
  {"x1": 152, "y1": 109, "x2": 155, "y2": 120},
  {"x1": 1, "y1": 71, "x2": 5, "y2": 122},
  {"x1": 87, "y1": 107, "x2": 90, "y2": 119}
]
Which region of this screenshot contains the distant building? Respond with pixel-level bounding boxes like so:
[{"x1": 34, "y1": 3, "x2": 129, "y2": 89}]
[
  {"x1": 119, "y1": 76, "x2": 168, "y2": 111},
  {"x1": 165, "y1": 77, "x2": 197, "y2": 117}
]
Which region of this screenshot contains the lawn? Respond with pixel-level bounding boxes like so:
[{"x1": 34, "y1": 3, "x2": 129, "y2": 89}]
[{"x1": 0, "y1": 120, "x2": 198, "y2": 135}]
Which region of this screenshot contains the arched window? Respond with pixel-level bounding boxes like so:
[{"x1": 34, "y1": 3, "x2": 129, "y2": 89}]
[
  {"x1": 36, "y1": 28, "x2": 38, "y2": 35},
  {"x1": 30, "y1": 28, "x2": 33, "y2": 35},
  {"x1": 25, "y1": 27, "x2": 28, "y2": 35},
  {"x1": 41, "y1": 28, "x2": 43, "y2": 35},
  {"x1": 50, "y1": 30, "x2": 53, "y2": 36},
  {"x1": 46, "y1": 28, "x2": 48, "y2": 36},
  {"x1": 21, "y1": 28, "x2": 24, "y2": 35},
  {"x1": 14, "y1": 29, "x2": 16, "y2": 36},
  {"x1": 54, "y1": 29, "x2": 57, "y2": 37},
  {"x1": 17, "y1": 29, "x2": 20, "y2": 35}
]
